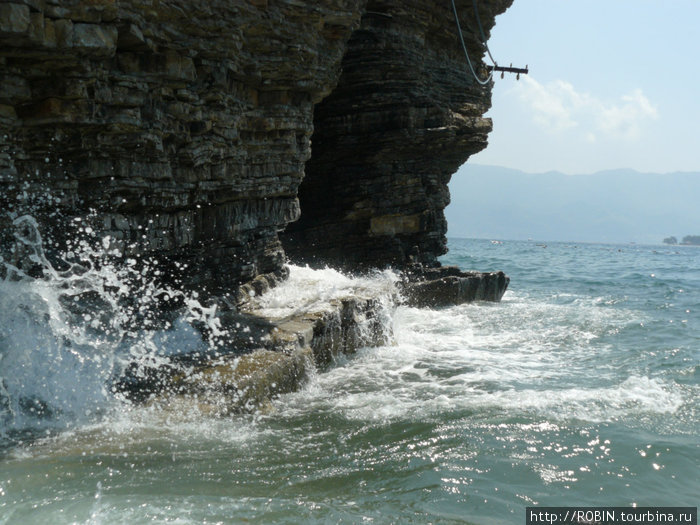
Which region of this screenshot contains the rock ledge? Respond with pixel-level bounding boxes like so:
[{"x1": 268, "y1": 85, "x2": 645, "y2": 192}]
[
  {"x1": 118, "y1": 286, "x2": 393, "y2": 413},
  {"x1": 402, "y1": 266, "x2": 509, "y2": 307}
]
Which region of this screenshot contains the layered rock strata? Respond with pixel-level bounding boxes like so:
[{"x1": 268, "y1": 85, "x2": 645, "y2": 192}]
[
  {"x1": 1, "y1": 0, "x2": 513, "y2": 418},
  {"x1": 282, "y1": 0, "x2": 513, "y2": 269},
  {"x1": 1, "y1": 0, "x2": 511, "y2": 304},
  {"x1": 0, "y1": 0, "x2": 363, "y2": 299},
  {"x1": 402, "y1": 266, "x2": 510, "y2": 308},
  {"x1": 0, "y1": 0, "x2": 515, "y2": 419}
]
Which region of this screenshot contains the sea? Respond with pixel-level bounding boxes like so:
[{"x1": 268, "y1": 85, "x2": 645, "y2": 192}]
[{"x1": 0, "y1": 234, "x2": 698, "y2": 524}]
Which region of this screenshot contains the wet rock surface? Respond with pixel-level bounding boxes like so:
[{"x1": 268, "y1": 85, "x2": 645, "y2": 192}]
[
  {"x1": 113, "y1": 261, "x2": 508, "y2": 413},
  {"x1": 116, "y1": 288, "x2": 393, "y2": 413},
  {"x1": 401, "y1": 265, "x2": 510, "y2": 307},
  {"x1": 2, "y1": 1, "x2": 512, "y2": 414}
]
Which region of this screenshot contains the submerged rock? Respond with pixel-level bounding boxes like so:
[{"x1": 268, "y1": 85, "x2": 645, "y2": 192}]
[
  {"x1": 169, "y1": 348, "x2": 314, "y2": 415},
  {"x1": 115, "y1": 262, "x2": 508, "y2": 414}
]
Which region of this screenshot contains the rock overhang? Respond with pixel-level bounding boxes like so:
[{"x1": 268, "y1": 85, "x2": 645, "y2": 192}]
[{"x1": 0, "y1": 0, "x2": 512, "y2": 304}]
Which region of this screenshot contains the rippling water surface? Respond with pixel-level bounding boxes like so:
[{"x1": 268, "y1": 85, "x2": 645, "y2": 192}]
[{"x1": 1, "y1": 238, "x2": 698, "y2": 524}]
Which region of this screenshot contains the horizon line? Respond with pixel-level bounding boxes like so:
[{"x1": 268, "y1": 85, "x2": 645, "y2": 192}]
[{"x1": 461, "y1": 163, "x2": 700, "y2": 177}]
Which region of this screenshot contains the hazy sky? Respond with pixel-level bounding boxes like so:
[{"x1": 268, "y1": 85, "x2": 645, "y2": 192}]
[{"x1": 469, "y1": 0, "x2": 700, "y2": 175}]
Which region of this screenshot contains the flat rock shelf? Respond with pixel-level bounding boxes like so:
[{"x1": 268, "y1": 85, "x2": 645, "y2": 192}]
[{"x1": 115, "y1": 265, "x2": 507, "y2": 414}]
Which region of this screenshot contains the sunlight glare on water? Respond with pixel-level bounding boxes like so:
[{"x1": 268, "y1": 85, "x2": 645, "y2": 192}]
[{"x1": 1, "y1": 238, "x2": 698, "y2": 524}]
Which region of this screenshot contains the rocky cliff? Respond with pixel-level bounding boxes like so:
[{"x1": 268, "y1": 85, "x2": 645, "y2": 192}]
[
  {"x1": 282, "y1": 0, "x2": 512, "y2": 269},
  {"x1": 0, "y1": 0, "x2": 511, "y2": 304}
]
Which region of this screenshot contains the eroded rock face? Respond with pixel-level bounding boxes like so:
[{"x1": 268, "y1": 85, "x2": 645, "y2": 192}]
[
  {"x1": 0, "y1": 0, "x2": 364, "y2": 299},
  {"x1": 1, "y1": 2, "x2": 513, "y2": 420},
  {"x1": 282, "y1": 0, "x2": 513, "y2": 269},
  {"x1": 1, "y1": 0, "x2": 511, "y2": 301}
]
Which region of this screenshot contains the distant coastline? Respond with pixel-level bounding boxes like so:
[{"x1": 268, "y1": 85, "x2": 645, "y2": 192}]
[
  {"x1": 663, "y1": 235, "x2": 700, "y2": 246},
  {"x1": 446, "y1": 164, "x2": 700, "y2": 246},
  {"x1": 445, "y1": 236, "x2": 700, "y2": 250}
]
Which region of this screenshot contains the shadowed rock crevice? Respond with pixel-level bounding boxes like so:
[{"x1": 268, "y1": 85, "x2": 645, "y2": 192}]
[{"x1": 282, "y1": 0, "x2": 513, "y2": 270}]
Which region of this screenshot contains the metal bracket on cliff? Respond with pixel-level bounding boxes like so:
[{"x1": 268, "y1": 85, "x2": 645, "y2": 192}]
[{"x1": 451, "y1": 0, "x2": 528, "y2": 83}]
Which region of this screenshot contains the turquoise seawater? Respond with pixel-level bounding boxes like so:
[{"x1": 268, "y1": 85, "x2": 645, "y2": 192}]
[{"x1": 1, "y1": 238, "x2": 698, "y2": 524}]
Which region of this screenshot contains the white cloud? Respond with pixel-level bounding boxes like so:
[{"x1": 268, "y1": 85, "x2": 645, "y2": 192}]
[
  {"x1": 513, "y1": 77, "x2": 658, "y2": 141},
  {"x1": 597, "y1": 88, "x2": 659, "y2": 140}
]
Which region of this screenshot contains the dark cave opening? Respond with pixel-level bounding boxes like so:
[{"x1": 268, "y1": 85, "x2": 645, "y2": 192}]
[{"x1": 281, "y1": 0, "x2": 493, "y2": 271}]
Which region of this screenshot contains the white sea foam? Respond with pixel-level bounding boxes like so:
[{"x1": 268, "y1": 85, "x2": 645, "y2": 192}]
[
  {"x1": 276, "y1": 296, "x2": 687, "y2": 425},
  {"x1": 2, "y1": 238, "x2": 699, "y2": 522},
  {"x1": 1, "y1": 224, "x2": 693, "y2": 444},
  {"x1": 251, "y1": 264, "x2": 399, "y2": 318}
]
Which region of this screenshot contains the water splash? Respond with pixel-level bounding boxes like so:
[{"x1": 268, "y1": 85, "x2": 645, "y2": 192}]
[
  {"x1": 251, "y1": 264, "x2": 399, "y2": 319},
  {"x1": 0, "y1": 212, "x2": 402, "y2": 444},
  {"x1": 0, "y1": 212, "x2": 222, "y2": 441}
]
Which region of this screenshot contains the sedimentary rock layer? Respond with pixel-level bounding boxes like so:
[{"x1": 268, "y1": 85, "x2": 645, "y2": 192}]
[
  {"x1": 402, "y1": 266, "x2": 510, "y2": 307},
  {"x1": 0, "y1": 0, "x2": 363, "y2": 298},
  {"x1": 282, "y1": 0, "x2": 513, "y2": 268},
  {"x1": 1, "y1": 0, "x2": 511, "y2": 301}
]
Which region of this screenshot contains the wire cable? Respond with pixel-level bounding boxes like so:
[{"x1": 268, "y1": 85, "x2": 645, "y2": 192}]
[
  {"x1": 450, "y1": 0, "x2": 493, "y2": 85},
  {"x1": 472, "y1": 0, "x2": 497, "y2": 66}
]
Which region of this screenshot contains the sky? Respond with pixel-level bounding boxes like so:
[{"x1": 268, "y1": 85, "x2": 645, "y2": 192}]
[{"x1": 469, "y1": 0, "x2": 700, "y2": 175}]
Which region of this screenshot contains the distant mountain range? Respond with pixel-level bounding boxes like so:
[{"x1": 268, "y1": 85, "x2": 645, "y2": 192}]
[{"x1": 445, "y1": 164, "x2": 700, "y2": 245}]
